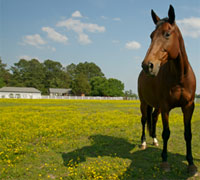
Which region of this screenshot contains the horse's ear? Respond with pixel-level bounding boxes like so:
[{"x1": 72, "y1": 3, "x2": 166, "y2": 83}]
[
  {"x1": 151, "y1": 10, "x2": 160, "y2": 25},
  {"x1": 168, "y1": 5, "x2": 175, "y2": 24}
]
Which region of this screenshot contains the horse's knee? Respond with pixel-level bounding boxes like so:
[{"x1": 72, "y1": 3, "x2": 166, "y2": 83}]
[
  {"x1": 141, "y1": 117, "x2": 146, "y2": 126},
  {"x1": 162, "y1": 128, "x2": 170, "y2": 141},
  {"x1": 184, "y1": 130, "x2": 192, "y2": 142}
]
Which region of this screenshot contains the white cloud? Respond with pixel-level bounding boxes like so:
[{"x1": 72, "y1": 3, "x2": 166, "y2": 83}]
[
  {"x1": 84, "y1": 23, "x2": 105, "y2": 33},
  {"x1": 177, "y1": 17, "x2": 200, "y2": 38},
  {"x1": 125, "y1": 41, "x2": 141, "y2": 50},
  {"x1": 18, "y1": 55, "x2": 40, "y2": 60},
  {"x1": 57, "y1": 18, "x2": 105, "y2": 33},
  {"x1": 22, "y1": 34, "x2": 46, "y2": 48},
  {"x1": 42, "y1": 26, "x2": 68, "y2": 44},
  {"x1": 21, "y1": 12, "x2": 106, "y2": 47},
  {"x1": 57, "y1": 18, "x2": 105, "y2": 45},
  {"x1": 57, "y1": 18, "x2": 81, "y2": 33},
  {"x1": 78, "y1": 33, "x2": 91, "y2": 44},
  {"x1": 72, "y1": 11, "x2": 83, "y2": 18}
]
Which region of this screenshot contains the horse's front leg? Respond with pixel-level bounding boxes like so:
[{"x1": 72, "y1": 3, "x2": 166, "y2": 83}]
[
  {"x1": 160, "y1": 110, "x2": 170, "y2": 172},
  {"x1": 152, "y1": 108, "x2": 160, "y2": 146},
  {"x1": 182, "y1": 103, "x2": 198, "y2": 175},
  {"x1": 140, "y1": 103, "x2": 151, "y2": 150},
  {"x1": 141, "y1": 116, "x2": 147, "y2": 150}
]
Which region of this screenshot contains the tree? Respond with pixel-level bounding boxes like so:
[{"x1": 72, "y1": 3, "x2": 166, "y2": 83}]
[
  {"x1": 75, "y1": 62, "x2": 104, "y2": 80},
  {"x1": 106, "y1": 78, "x2": 124, "y2": 97},
  {"x1": 27, "y1": 59, "x2": 46, "y2": 93},
  {"x1": 43, "y1": 59, "x2": 63, "y2": 87},
  {"x1": 66, "y1": 63, "x2": 76, "y2": 81},
  {"x1": 10, "y1": 59, "x2": 46, "y2": 93},
  {"x1": 6, "y1": 59, "x2": 126, "y2": 97},
  {"x1": 66, "y1": 62, "x2": 104, "y2": 83},
  {"x1": 124, "y1": 90, "x2": 138, "y2": 99},
  {"x1": 0, "y1": 60, "x2": 7, "y2": 87},
  {"x1": 71, "y1": 73, "x2": 91, "y2": 95},
  {"x1": 0, "y1": 77, "x2": 5, "y2": 87},
  {"x1": 90, "y1": 77, "x2": 124, "y2": 97},
  {"x1": 43, "y1": 60, "x2": 71, "y2": 93},
  {"x1": 90, "y1": 76, "x2": 108, "y2": 96},
  {"x1": 0, "y1": 58, "x2": 11, "y2": 87},
  {"x1": 195, "y1": 94, "x2": 200, "y2": 98},
  {"x1": 66, "y1": 62, "x2": 104, "y2": 95}
]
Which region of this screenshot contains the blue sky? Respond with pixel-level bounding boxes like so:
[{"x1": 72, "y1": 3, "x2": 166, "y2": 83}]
[{"x1": 0, "y1": 0, "x2": 200, "y2": 93}]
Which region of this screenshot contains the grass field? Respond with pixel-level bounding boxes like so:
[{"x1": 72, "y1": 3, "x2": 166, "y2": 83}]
[{"x1": 0, "y1": 99, "x2": 200, "y2": 180}]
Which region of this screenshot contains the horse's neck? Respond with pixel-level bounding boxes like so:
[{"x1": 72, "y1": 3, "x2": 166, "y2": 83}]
[{"x1": 169, "y1": 30, "x2": 190, "y2": 84}]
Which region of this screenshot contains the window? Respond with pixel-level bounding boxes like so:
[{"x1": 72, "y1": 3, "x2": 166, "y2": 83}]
[
  {"x1": 15, "y1": 94, "x2": 21, "y2": 99},
  {"x1": 9, "y1": 94, "x2": 14, "y2": 98}
]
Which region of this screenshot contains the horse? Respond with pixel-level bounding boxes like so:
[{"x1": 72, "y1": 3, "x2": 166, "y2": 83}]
[{"x1": 138, "y1": 5, "x2": 197, "y2": 175}]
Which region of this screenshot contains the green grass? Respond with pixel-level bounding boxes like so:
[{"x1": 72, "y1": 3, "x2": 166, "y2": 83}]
[{"x1": 0, "y1": 99, "x2": 200, "y2": 180}]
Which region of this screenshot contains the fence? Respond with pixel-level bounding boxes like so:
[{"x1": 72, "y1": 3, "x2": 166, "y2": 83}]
[
  {"x1": 41, "y1": 96, "x2": 125, "y2": 100},
  {"x1": 33, "y1": 96, "x2": 200, "y2": 101},
  {"x1": 195, "y1": 98, "x2": 200, "y2": 103}
]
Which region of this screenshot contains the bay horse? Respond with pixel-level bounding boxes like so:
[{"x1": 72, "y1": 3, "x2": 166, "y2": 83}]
[{"x1": 138, "y1": 5, "x2": 197, "y2": 175}]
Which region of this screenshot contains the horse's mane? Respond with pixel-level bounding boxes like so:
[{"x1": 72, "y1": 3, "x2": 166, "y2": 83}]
[
  {"x1": 156, "y1": 18, "x2": 190, "y2": 76},
  {"x1": 156, "y1": 18, "x2": 169, "y2": 28}
]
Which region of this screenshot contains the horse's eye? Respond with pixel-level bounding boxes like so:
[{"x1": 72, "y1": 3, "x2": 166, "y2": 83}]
[{"x1": 164, "y1": 32, "x2": 170, "y2": 39}]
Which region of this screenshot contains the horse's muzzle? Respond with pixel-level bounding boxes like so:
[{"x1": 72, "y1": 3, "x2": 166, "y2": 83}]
[
  {"x1": 142, "y1": 61, "x2": 160, "y2": 76},
  {"x1": 142, "y1": 62, "x2": 154, "y2": 74},
  {"x1": 142, "y1": 63, "x2": 148, "y2": 73}
]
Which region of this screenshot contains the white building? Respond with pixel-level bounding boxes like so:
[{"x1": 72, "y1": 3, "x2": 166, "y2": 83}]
[
  {"x1": 49, "y1": 88, "x2": 72, "y2": 96},
  {"x1": 0, "y1": 87, "x2": 41, "y2": 99}
]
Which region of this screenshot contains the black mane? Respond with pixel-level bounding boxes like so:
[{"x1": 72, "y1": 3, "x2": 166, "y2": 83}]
[{"x1": 156, "y1": 17, "x2": 169, "y2": 27}]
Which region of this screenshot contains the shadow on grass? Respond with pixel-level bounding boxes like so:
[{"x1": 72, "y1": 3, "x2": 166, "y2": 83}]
[{"x1": 61, "y1": 135, "x2": 199, "y2": 179}]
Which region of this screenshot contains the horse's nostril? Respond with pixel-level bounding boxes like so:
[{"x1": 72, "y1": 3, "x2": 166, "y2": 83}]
[
  {"x1": 142, "y1": 63, "x2": 149, "y2": 73},
  {"x1": 141, "y1": 63, "x2": 145, "y2": 69},
  {"x1": 149, "y1": 62, "x2": 154, "y2": 69}
]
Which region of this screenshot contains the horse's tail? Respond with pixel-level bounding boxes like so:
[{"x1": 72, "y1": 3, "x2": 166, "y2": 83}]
[{"x1": 146, "y1": 106, "x2": 153, "y2": 137}]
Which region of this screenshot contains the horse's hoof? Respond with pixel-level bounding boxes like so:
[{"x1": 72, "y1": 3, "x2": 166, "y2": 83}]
[
  {"x1": 153, "y1": 142, "x2": 159, "y2": 147},
  {"x1": 140, "y1": 144, "x2": 147, "y2": 150},
  {"x1": 140, "y1": 142, "x2": 147, "y2": 150},
  {"x1": 188, "y1": 165, "x2": 198, "y2": 176},
  {"x1": 160, "y1": 162, "x2": 170, "y2": 172},
  {"x1": 153, "y1": 138, "x2": 159, "y2": 147}
]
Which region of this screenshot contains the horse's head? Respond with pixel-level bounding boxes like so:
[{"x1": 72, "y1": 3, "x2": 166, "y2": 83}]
[{"x1": 142, "y1": 5, "x2": 180, "y2": 76}]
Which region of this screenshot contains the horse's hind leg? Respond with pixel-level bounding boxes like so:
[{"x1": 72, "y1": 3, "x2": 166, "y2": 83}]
[
  {"x1": 140, "y1": 102, "x2": 152, "y2": 150},
  {"x1": 152, "y1": 108, "x2": 160, "y2": 146},
  {"x1": 182, "y1": 103, "x2": 198, "y2": 175}
]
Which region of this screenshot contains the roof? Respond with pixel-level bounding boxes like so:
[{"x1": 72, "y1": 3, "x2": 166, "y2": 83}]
[
  {"x1": 49, "y1": 88, "x2": 71, "y2": 94},
  {"x1": 0, "y1": 87, "x2": 41, "y2": 93}
]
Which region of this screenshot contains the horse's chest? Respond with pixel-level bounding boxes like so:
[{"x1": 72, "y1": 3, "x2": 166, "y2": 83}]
[
  {"x1": 169, "y1": 86, "x2": 182, "y2": 99},
  {"x1": 169, "y1": 86, "x2": 191, "y2": 106}
]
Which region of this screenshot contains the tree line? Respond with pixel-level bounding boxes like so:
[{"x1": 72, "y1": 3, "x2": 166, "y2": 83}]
[{"x1": 0, "y1": 58, "x2": 135, "y2": 97}]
